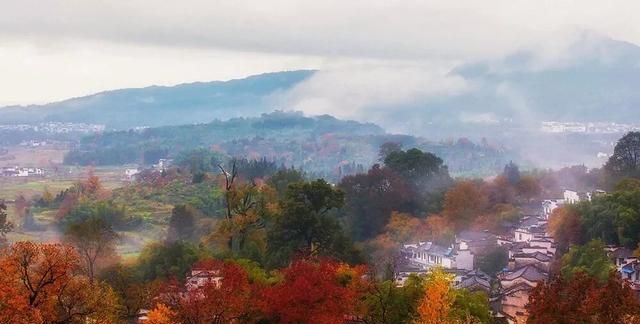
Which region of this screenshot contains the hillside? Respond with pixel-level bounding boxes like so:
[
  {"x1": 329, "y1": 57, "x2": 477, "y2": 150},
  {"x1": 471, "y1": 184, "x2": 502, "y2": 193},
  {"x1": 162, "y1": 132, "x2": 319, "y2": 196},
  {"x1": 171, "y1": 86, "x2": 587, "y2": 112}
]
[
  {"x1": 0, "y1": 70, "x2": 314, "y2": 129},
  {"x1": 64, "y1": 111, "x2": 510, "y2": 178}
]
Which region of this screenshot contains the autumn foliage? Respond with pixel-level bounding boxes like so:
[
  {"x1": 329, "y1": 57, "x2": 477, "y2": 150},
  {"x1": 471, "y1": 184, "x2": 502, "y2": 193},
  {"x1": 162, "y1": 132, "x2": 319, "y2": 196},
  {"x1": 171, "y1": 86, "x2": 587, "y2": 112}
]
[
  {"x1": 527, "y1": 272, "x2": 640, "y2": 324},
  {"x1": 260, "y1": 258, "x2": 366, "y2": 324},
  {"x1": 0, "y1": 242, "x2": 118, "y2": 323}
]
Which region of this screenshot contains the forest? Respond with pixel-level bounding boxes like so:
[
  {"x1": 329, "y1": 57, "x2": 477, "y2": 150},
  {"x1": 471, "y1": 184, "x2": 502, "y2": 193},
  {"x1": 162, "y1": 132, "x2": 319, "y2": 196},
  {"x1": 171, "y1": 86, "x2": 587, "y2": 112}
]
[
  {"x1": 1, "y1": 132, "x2": 640, "y2": 323},
  {"x1": 62, "y1": 111, "x2": 513, "y2": 179}
]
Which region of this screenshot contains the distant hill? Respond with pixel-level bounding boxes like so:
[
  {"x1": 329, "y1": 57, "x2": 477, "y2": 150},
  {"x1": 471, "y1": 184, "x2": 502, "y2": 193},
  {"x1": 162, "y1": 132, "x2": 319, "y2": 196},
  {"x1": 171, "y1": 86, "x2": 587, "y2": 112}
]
[
  {"x1": 64, "y1": 111, "x2": 510, "y2": 179},
  {"x1": 4, "y1": 35, "x2": 640, "y2": 136},
  {"x1": 0, "y1": 70, "x2": 315, "y2": 129},
  {"x1": 374, "y1": 34, "x2": 640, "y2": 137}
]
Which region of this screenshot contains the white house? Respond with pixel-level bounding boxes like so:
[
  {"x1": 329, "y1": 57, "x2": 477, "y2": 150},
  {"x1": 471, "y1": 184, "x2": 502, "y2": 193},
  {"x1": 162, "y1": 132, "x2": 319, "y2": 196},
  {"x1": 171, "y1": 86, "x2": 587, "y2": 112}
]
[
  {"x1": 402, "y1": 242, "x2": 456, "y2": 269},
  {"x1": 185, "y1": 269, "x2": 223, "y2": 291},
  {"x1": 542, "y1": 199, "x2": 564, "y2": 219}
]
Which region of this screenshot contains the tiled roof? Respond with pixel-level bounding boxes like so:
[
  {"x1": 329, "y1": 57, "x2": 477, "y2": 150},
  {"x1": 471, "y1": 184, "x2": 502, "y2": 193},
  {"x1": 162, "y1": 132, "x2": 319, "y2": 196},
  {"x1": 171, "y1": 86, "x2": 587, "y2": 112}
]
[
  {"x1": 513, "y1": 252, "x2": 552, "y2": 262},
  {"x1": 458, "y1": 275, "x2": 491, "y2": 291},
  {"x1": 403, "y1": 242, "x2": 453, "y2": 257},
  {"x1": 457, "y1": 230, "x2": 495, "y2": 242},
  {"x1": 500, "y1": 264, "x2": 548, "y2": 282}
]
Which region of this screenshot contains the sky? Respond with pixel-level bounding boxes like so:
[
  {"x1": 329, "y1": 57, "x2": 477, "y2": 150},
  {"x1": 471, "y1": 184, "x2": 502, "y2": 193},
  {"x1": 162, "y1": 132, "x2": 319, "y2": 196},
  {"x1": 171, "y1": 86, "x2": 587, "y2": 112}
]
[{"x1": 1, "y1": 1, "x2": 640, "y2": 107}]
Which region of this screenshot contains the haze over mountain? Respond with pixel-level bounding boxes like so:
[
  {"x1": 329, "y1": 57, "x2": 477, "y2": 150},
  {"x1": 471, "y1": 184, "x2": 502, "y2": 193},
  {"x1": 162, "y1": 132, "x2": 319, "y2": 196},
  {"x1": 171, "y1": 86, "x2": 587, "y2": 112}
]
[
  {"x1": 0, "y1": 71, "x2": 314, "y2": 129},
  {"x1": 2, "y1": 34, "x2": 640, "y2": 137}
]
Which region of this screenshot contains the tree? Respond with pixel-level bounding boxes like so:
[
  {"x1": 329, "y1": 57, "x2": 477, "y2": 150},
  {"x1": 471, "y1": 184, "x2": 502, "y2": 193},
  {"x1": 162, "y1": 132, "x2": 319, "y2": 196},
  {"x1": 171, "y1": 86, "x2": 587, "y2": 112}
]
[
  {"x1": 159, "y1": 259, "x2": 256, "y2": 323},
  {"x1": 260, "y1": 259, "x2": 364, "y2": 324},
  {"x1": 442, "y1": 181, "x2": 488, "y2": 229},
  {"x1": 528, "y1": 272, "x2": 640, "y2": 324},
  {"x1": 136, "y1": 241, "x2": 204, "y2": 281},
  {"x1": 266, "y1": 167, "x2": 305, "y2": 200},
  {"x1": 167, "y1": 204, "x2": 197, "y2": 242},
  {"x1": 385, "y1": 148, "x2": 448, "y2": 182},
  {"x1": 379, "y1": 142, "x2": 403, "y2": 162},
  {"x1": 0, "y1": 201, "x2": 13, "y2": 245},
  {"x1": 64, "y1": 217, "x2": 119, "y2": 283},
  {"x1": 415, "y1": 268, "x2": 454, "y2": 324},
  {"x1": 476, "y1": 245, "x2": 508, "y2": 277},
  {"x1": 267, "y1": 179, "x2": 359, "y2": 267},
  {"x1": 100, "y1": 264, "x2": 156, "y2": 320},
  {"x1": 561, "y1": 240, "x2": 614, "y2": 284},
  {"x1": 516, "y1": 175, "x2": 541, "y2": 201},
  {"x1": 146, "y1": 304, "x2": 176, "y2": 324},
  {"x1": 360, "y1": 275, "x2": 426, "y2": 324},
  {"x1": 339, "y1": 164, "x2": 415, "y2": 241},
  {"x1": 502, "y1": 161, "x2": 521, "y2": 185},
  {"x1": 605, "y1": 131, "x2": 640, "y2": 179},
  {"x1": 450, "y1": 289, "x2": 491, "y2": 324},
  {"x1": 548, "y1": 206, "x2": 583, "y2": 252},
  {"x1": 0, "y1": 242, "x2": 119, "y2": 323},
  {"x1": 384, "y1": 148, "x2": 453, "y2": 213}
]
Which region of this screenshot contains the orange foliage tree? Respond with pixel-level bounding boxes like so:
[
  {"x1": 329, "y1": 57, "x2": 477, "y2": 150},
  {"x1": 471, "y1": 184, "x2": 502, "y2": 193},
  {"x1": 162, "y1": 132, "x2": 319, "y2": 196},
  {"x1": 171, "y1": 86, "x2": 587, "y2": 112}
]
[
  {"x1": 0, "y1": 242, "x2": 119, "y2": 323},
  {"x1": 414, "y1": 268, "x2": 454, "y2": 324},
  {"x1": 442, "y1": 181, "x2": 488, "y2": 229}
]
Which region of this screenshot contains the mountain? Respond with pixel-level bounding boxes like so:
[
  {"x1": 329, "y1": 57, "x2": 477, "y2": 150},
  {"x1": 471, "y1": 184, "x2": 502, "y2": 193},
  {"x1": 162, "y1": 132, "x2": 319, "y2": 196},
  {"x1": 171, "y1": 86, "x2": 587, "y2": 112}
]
[
  {"x1": 380, "y1": 34, "x2": 640, "y2": 137},
  {"x1": 0, "y1": 70, "x2": 315, "y2": 129},
  {"x1": 2, "y1": 34, "x2": 640, "y2": 139}
]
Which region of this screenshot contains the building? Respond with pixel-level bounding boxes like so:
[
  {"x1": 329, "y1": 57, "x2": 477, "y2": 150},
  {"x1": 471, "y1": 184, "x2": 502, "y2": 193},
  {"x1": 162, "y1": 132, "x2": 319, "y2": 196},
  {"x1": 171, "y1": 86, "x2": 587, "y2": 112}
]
[
  {"x1": 400, "y1": 241, "x2": 475, "y2": 271},
  {"x1": 511, "y1": 252, "x2": 553, "y2": 271},
  {"x1": 185, "y1": 268, "x2": 223, "y2": 291},
  {"x1": 124, "y1": 168, "x2": 141, "y2": 180},
  {"x1": 401, "y1": 242, "x2": 456, "y2": 269},
  {"x1": 1, "y1": 166, "x2": 45, "y2": 177},
  {"x1": 456, "y1": 230, "x2": 497, "y2": 255},
  {"x1": 497, "y1": 264, "x2": 549, "y2": 323},
  {"x1": 542, "y1": 199, "x2": 564, "y2": 219},
  {"x1": 456, "y1": 269, "x2": 492, "y2": 294}
]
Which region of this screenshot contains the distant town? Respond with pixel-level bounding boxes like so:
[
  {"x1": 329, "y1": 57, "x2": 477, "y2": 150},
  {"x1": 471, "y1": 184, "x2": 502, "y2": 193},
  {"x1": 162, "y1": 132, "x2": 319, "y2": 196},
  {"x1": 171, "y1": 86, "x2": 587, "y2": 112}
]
[{"x1": 541, "y1": 121, "x2": 640, "y2": 134}]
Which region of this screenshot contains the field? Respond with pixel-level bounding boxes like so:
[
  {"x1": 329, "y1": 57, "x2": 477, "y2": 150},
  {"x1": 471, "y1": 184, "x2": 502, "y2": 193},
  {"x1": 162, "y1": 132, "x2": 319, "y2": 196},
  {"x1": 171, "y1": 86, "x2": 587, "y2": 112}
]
[
  {"x1": 0, "y1": 145, "x2": 158, "y2": 255},
  {"x1": 0, "y1": 145, "x2": 67, "y2": 167}
]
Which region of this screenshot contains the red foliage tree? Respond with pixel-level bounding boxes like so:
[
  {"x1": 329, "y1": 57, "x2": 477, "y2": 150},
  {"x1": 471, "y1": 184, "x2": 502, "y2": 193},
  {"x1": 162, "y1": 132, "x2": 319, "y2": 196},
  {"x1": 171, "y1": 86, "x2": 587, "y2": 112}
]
[
  {"x1": 527, "y1": 272, "x2": 640, "y2": 324},
  {"x1": 157, "y1": 259, "x2": 255, "y2": 323},
  {"x1": 260, "y1": 258, "x2": 366, "y2": 324}
]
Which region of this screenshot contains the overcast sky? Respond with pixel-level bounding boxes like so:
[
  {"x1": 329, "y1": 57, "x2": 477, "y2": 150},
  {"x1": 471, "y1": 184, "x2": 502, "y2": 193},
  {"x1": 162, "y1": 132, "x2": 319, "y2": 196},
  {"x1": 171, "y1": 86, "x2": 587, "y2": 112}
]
[{"x1": 1, "y1": 0, "x2": 639, "y2": 106}]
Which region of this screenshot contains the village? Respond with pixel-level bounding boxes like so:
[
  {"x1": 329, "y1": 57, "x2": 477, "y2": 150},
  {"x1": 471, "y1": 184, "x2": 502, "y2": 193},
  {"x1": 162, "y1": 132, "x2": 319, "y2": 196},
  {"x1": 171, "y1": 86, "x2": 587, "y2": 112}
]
[{"x1": 394, "y1": 188, "x2": 636, "y2": 324}]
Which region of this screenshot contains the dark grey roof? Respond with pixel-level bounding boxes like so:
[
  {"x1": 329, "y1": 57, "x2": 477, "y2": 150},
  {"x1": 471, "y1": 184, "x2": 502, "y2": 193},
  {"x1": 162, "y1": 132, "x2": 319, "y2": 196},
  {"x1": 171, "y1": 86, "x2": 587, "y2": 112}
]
[
  {"x1": 513, "y1": 252, "x2": 552, "y2": 262},
  {"x1": 500, "y1": 264, "x2": 548, "y2": 282},
  {"x1": 458, "y1": 276, "x2": 491, "y2": 292},
  {"x1": 457, "y1": 230, "x2": 496, "y2": 242}
]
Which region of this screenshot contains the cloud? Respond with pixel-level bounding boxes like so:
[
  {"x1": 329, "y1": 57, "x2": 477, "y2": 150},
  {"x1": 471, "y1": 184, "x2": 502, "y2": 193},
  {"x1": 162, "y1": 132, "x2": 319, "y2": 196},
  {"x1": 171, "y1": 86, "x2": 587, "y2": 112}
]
[
  {"x1": 3, "y1": 1, "x2": 640, "y2": 61},
  {"x1": 273, "y1": 61, "x2": 470, "y2": 122},
  {"x1": 3, "y1": 0, "x2": 640, "y2": 106}
]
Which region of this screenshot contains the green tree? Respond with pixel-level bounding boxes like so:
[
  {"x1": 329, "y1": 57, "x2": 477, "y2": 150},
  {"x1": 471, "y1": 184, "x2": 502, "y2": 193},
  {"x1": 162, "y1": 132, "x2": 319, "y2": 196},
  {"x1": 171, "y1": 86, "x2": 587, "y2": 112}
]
[
  {"x1": 561, "y1": 240, "x2": 614, "y2": 284},
  {"x1": 502, "y1": 161, "x2": 521, "y2": 185},
  {"x1": 266, "y1": 179, "x2": 359, "y2": 268},
  {"x1": 266, "y1": 167, "x2": 305, "y2": 200},
  {"x1": 362, "y1": 277, "x2": 425, "y2": 324},
  {"x1": 136, "y1": 241, "x2": 205, "y2": 281},
  {"x1": 0, "y1": 201, "x2": 13, "y2": 245},
  {"x1": 606, "y1": 131, "x2": 640, "y2": 180},
  {"x1": 64, "y1": 217, "x2": 119, "y2": 283},
  {"x1": 476, "y1": 245, "x2": 508, "y2": 277},
  {"x1": 167, "y1": 204, "x2": 197, "y2": 242},
  {"x1": 450, "y1": 289, "x2": 491, "y2": 324}
]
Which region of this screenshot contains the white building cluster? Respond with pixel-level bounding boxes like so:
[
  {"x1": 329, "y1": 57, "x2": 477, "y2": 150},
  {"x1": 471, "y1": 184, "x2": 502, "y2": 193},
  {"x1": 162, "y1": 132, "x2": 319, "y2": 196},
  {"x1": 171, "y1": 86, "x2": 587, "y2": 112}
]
[{"x1": 1, "y1": 166, "x2": 45, "y2": 177}]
